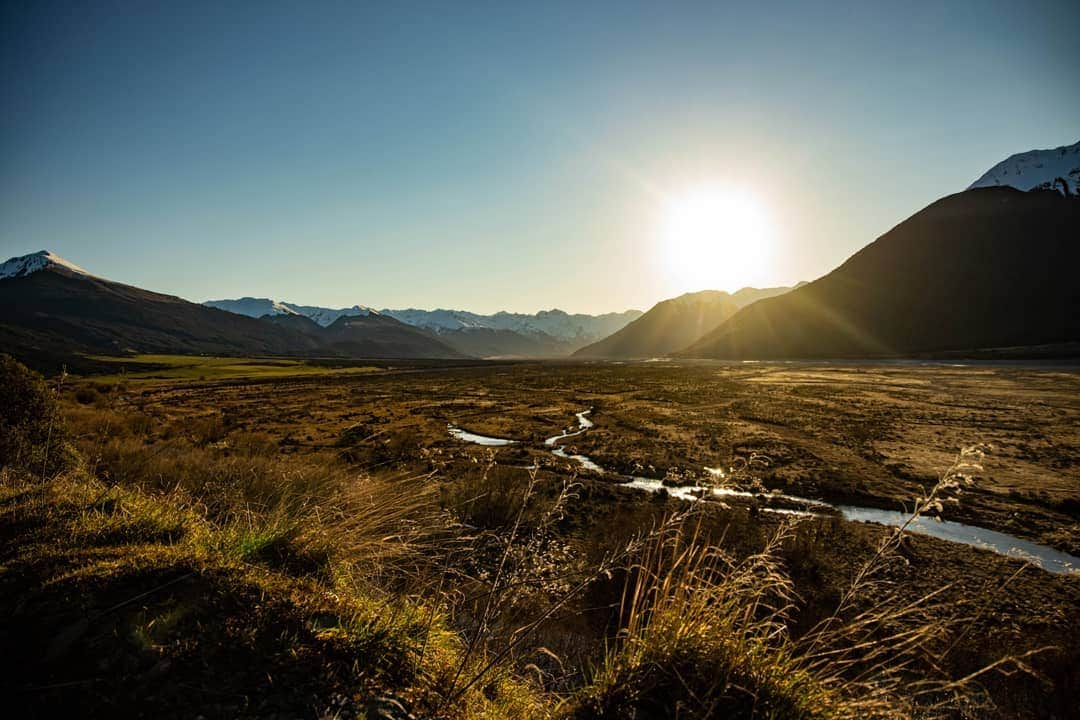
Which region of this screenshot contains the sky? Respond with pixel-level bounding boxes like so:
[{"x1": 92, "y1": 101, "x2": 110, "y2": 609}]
[{"x1": 2, "y1": 1, "x2": 1078, "y2": 314}]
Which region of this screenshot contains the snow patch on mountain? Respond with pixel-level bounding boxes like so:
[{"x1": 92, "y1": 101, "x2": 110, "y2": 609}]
[
  {"x1": 968, "y1": 141, "x2": 1080, "y2": 196},
  {"x1": 289, "y1": 304, "x2": 377, "y2": 326},
  {"x1": 0, "y1": 250, "x2": 93, "y2": 280},
  {"x1": 204, "y1": 297, "x2": 300, "y2": 318},
  {"x1": 203, "y1": 298, "x2": 376, "y2": 326}
]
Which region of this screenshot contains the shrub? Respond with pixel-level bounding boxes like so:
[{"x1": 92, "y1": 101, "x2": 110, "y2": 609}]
[
  {"x1": 230, "y1": 430, "x2": 279, "y2": 457},
  {"x1": 74, "y1": 386, "x2": 101, "y2": 405},
  {"x1": 0, "y1": 354, "x2": 73, "y2": 478},
  {"x1": 339, "y1": 427, "x2": 423, "y2": 467}
]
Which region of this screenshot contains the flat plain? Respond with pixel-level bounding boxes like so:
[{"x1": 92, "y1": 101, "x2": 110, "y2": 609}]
[{"x1": 108, "y1": 360, "x2": 1079, "y2": 553}]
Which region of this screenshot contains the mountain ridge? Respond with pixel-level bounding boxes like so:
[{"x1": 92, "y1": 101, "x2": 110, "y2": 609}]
[
  {"x1": 680, "y1": 187, "x2": 1080, "y2": 359},
  {"x1": 573, "y1": 285, "x2": 802, "y2": 359},
  {"x1": 205, "y1": 299, "x2": 643, "y2": 357},
  {"x1": 381, "y1": 307, "x2": 643, "y2": 342},
  {"x1": 0, "y1": 252, "x2": 465, "y2": 370}
]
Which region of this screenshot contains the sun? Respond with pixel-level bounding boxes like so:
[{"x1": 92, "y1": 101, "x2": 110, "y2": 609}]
[{"x1": 661, "y1": 184, "x2": 771, "y2": 292}]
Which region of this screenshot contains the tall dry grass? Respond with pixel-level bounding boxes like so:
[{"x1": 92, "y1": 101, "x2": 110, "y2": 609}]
[{"x1": 568, "y1": 446, "x2": 1046, "y2": 720}]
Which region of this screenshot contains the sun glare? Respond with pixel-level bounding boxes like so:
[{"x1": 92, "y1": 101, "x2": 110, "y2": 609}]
[{"x1": 662, "y1": 184, "x2": 771, "y2": 292}]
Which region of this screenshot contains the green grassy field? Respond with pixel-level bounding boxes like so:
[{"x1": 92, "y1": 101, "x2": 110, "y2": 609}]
[{"x1": 85, "y1": 354, "x2": 385, "y2": 382}]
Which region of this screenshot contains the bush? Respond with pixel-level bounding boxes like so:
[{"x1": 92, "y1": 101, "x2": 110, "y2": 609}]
[
  {"x1": 74, "y1": 386, "x2": 100, "y2": 405},
  {"x1": 0, "y1": 354, "x2": 73, "y2": 478}
]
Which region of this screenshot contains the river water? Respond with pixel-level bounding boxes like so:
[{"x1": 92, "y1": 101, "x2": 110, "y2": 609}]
[{"x1": 448, "y1": 410, "x2": 1078, "y2": 575}]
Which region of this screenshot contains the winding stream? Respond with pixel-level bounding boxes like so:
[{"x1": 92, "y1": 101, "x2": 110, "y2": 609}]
[
  {"x1": 448, "y1": 410, "x2": 1079, "y2": 575},
  {"x1": 836, "y1": 506, "x2": 1078, "y2": 575},
  {"x1": 544, "y1": 410, "x2": 603, "y2": 472},
  {"x1": 447, "y1": 425, "x2": 516, "y2": 446}
]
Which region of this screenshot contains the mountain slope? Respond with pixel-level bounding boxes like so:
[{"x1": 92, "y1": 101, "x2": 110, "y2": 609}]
[
  {"x1": 968, "y1": 141, "x2": 1079, "y2": 196},
  {"x1": 572, "y1": 286, "x2": 798, "y2": 359},
  {"x1": 261, "y1": 308, "x2": 466, "y2": 359},
  {"x1": 681, "y1": 188, "x2": 1080, "y2": 359},
  {"x1": 318, "y1": 314, "x2": 465, "y2": 359},
  {"x1": 0, "y1": 258, "x2": 322, "y2": 368},
  {"x1": 0, "y1": 252, "x2": 464, "y2": 371}
]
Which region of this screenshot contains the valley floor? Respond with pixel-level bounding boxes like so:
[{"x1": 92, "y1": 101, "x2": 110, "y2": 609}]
[
  {"x1": 3, "y1": 359, "x2": 1078, "y2": 718},
  {"x1": 113, "y1": 360, "x2": 1079, "y2": 553}
]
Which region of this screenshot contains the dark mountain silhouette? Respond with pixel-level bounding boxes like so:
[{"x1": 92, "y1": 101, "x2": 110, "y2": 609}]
[
  {"x1": 681, "y1": 188, "x2": 1080, "y2": 359},
  {"x1": 318, "y1": 314, "x2": 465, "y2": 358},
  {"x1": 572, "y1": 286, "x2": 799, "y2": 359},
  {"x1": 573, "y1": 291, "x2": 739, "y2": 359},
  {"x1": 258, "y1": 310, "x2": 466, "y2": 359},
  {"x1": 260, "y1": 313, "x2": 326, "y2": 339},
  {"x1": 0, "y1": 252, "x2": 465, "y2": 372}
]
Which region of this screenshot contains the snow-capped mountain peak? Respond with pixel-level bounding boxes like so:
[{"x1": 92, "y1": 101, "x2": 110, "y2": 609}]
[
  {"x1": 286, "y1": 304, "x2": 377, "y2": 326},
  {"x1": 968, "y1": 141, "x2": 1080, "y2": 196},
  {"x1": 203, "y1": 297, "x2": 301, "y2": 319},
  {"x1": 203, "y1": 298, "x2": 377, "y2": 326},
  {"x1": 0, "y1": 250, "x2": 93, "y2": 280}
]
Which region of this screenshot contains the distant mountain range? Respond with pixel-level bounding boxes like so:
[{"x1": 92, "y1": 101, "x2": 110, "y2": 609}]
[
  {"x1": 382, "y1": 308, "x2": 643, "y2": 357},
  {"x1": 0, "y1": 253, "x2": 463, "y2": 371},
  {"x1": 204, "y1": 299, "x2": 643, "y2": 357},
  {"x1": 968, "y1": 141, "x2": 1079, "y2": 196},
  {"x1": 572, "y1": 286, "x2": 801, "y2": 359},
  {"x1": 4, "y1": 142, "x2": 1076, "y2": 370},
  {"x1": 681, "y1": 187, "x2": 1079, "y2": 358},
  {"x1": 382, "y1": 306, "x2": 641, "y2": 339}
]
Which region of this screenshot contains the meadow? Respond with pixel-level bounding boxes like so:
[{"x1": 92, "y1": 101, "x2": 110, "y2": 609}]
[
  {"x1": 84, "y1": 354, "x2": 389, "y2": 382},
  {"x1": 2, "y1": 356, "x2": 1077, "y2": 718}
]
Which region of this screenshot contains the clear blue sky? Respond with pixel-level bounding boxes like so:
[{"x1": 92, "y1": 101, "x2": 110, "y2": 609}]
[{"x1": 2, "y1": 1, "x2": 1078, "y2": 313}]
